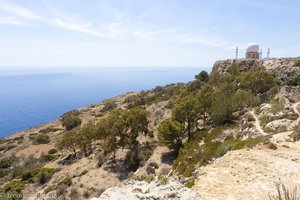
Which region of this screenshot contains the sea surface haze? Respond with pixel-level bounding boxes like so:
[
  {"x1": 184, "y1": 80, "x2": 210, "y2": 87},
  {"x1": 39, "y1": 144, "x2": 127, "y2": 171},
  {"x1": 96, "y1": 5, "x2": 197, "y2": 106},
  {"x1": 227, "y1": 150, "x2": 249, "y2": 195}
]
[{"x1": 0, "y1": 67, "x2": 202, "y2": 138}]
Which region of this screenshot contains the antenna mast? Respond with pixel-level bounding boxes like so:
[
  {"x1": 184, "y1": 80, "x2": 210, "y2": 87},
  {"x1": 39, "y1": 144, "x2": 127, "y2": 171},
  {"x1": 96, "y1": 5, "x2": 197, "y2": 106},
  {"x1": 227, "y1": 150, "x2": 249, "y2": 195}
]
[{"x1": 235, "y1": 47, "x2": 239, "y2": 60}]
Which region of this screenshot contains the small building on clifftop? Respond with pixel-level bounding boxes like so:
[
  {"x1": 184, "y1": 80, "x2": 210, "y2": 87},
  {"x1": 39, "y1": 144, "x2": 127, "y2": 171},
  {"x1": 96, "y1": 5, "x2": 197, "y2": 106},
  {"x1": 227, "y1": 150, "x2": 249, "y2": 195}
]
[{"x1": 245, "y1": 43, "x2": 260, "y2": 59}]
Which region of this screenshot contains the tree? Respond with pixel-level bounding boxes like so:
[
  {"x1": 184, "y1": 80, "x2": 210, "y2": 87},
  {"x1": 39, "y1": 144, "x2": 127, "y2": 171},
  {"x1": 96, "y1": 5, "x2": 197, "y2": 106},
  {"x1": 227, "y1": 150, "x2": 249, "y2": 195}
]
[
  {"x1": 60, "y1": 114, "x2": 82, "y2": 130},
  {"x1": 196, "y1": 84, "x2": 213, "y2": 123},
  {"x1": 95, "y1": 110, "x2": 126, "y2": 163},
  {"x1": 158, "y1": 119, "x2": 184, "y2": 152},
  {"x1": 94, "y1": 108, "x2": 149, "y2": 165},
  {"x1": 240, "y1": 69, "x2": 276, "y2": 95},
  {"x1": 124, "y1": 108, "x2": 149, "y2": 150},
  {"x1": 210, "y1": 83, "x2": 256, "y2": 125},
  {"x1": 77, "y1": 122, "x2": 96, "y2": 156},
  {"x1": 172, "y1": 96, "x2": 200, "y2": 141},
  {"x1": 56, "y1": 131, "x2": 78, "y2": 157},
  {"x1": 195, "y1": 70, "x2": 209, "y2": 82}
]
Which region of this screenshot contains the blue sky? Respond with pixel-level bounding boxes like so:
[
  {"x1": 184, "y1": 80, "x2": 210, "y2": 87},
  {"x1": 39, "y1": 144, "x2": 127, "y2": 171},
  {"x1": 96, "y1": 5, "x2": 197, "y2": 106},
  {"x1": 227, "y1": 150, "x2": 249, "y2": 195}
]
[{"x1": 0, "y1": 0, "x2": 299, "y2": 68}]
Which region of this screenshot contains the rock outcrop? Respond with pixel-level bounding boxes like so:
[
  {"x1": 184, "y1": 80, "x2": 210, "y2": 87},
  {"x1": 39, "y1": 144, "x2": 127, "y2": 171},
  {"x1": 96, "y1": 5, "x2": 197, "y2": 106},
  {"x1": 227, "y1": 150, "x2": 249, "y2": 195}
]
[
  {"x1": 92, "y1": 177, "x2": 203, "y2": 200},
  {"x1": 212, "y1": 58, "x2": 300, "y2": 83}
]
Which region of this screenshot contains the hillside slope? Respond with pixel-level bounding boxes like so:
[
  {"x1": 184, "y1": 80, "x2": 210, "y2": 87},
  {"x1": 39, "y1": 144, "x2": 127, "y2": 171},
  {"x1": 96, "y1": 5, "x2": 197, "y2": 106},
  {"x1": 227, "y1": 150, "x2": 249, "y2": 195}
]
[{"x1": 1, "y1": 57, "x2": 300, "y2": 200}]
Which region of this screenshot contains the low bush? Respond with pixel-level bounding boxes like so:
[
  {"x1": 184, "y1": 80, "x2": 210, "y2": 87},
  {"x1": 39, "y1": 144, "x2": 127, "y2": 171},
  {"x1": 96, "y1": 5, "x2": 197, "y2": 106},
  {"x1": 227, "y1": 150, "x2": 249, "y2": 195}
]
[
  {"x1": 291, "y1": 123, "x2": 300, "y2": 142},
  {"x1": 59, "y1": 177, "x2": 72, "y2": 187},
  {"x1": 145, "y1": 175, "x2": 155, "y2": 183},
  {"x1": 287, "y1": 77, "x2": 300, "y2": 86},
  {"x1": 0, "y1": 180, "x2": 25, "y2": 196},
  {"x1": 268, "y1": 99, "x2": 285, "y2": 115},
  {"x1": 101, "y1": 100, "x2": 117, "y2": 112},
  {"x1": 40, "y1": 127, "x2": 61, "y2": 134},
  {"x1": 173, "y1": 127, "x2": 265, "y2": 177},
  {"x1": 60, "y1": 110, "x2": 82, "y2": 130},
  {"x1": 158, "y1": 176, "x2": 168, "y2": 185},
  {"x1": 5, "y1": 144, "x2": 17, "y2": 151},
  {"x1": 0, "y1": 146, "x2": 6, "y2": 151},
  {"x1": 21, "y1": 168, "x2": 55, "y2": 184},
  {"x1": 40, "y1": 154, "x2": 56, "y2": 162},
  {"x1": 48, "y1": 149, "x2": 58, "y2": 154},
  {"x1": 0, "y1": 169, "x2": 10, "y2": 178},
  {"x1": 0, "y1": 157, "x2": 16, "y2": 169},
  {"x1": 232, "y1": 137, "x2": 265, "y2": 150},
  {"x1": 32, "y1": 134, "x2": 50, "y2": 145},
  {"x1": 294, "y1": 59, "x2": 300, "y2": 67},
  {"x1": 185, "y1": 179, "x2": 195, "y2": 188}
]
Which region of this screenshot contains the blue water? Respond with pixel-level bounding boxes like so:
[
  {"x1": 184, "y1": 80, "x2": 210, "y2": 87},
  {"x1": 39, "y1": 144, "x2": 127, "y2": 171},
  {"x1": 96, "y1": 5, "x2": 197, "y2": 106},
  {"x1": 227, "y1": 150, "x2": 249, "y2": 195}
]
[{"x1": 0, "y1": 67, "x2": 201, "y2": 138}]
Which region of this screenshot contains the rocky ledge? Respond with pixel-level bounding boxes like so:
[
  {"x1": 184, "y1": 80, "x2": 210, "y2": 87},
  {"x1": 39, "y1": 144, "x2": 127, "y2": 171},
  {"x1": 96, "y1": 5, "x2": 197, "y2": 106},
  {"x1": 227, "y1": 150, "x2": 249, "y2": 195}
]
[
  {"x1": 91, "y1": 177, "x2": 203, "y2": 200},
  {"x1": 212, "y1": 58, "x2": 300, "y2": 83}
]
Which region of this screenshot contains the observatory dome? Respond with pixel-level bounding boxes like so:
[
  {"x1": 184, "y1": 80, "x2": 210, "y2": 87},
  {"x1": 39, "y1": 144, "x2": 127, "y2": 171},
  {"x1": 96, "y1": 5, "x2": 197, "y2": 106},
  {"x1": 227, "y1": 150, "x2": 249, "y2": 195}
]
[{"x1": 246, "y1": 43, "x2": 259, "y2": 53}]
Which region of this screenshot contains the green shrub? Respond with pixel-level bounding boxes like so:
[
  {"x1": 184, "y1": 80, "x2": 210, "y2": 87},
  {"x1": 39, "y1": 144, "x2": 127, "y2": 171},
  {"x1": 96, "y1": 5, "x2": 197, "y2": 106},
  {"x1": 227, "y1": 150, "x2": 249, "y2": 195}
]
[
  {"x1": 124, "y1": 94, "x2": 146, "y2": 108},
  {"x1": 59, "y1": 177, "x2": 72, "y2": 187},
  {"x1": 287, "y1": 77, "x2": 300, "y2": 86},
  {"x1": 21, "y1": 168, "x2": 55, "y2": 184},
  {"x1": 5, "y1": 144, "x2": 17, "y2": 151},
  {"x1": 0, "y1": 169, "x2": 10, "y2": 178},
  {"x1": 145, "y1": 175, "x2": 155, "y2": 183},
  {"x1": 101, "y1": 100, "x2": 117, "y2": 112},
  {"x1": 268, "y1": 99, "x2": 285, "y2": 115},
  {"x1": 1, "y1": 180, "x2": 25, "y2": 194},
  {"x1": 294, "y1": 59, "x2": 300, "y2": 67},
  {"x1": 0, "y1": 146, "x2": 6, "y2": 151},
  {"x1": 13, "y1": 136, "x2": 24, "y2": 141},
  {"x1": 41, "y1": 154, "x2": 56, "y2": 162},
  {"x1": 240, "y1": 69, "x2": 276, "y2": 95},
  {"x1": 185, "y1": 179, "x2": 195, "y2": 188},
  {"x1": 60, "y1": 110, "x2": 82, "y2": 130},
  {"x1": 158, "y1": 176, "x2": 168, "y2": 185},
  {"x1": 40, "y1": 127, "x2": 61, "y2": 134},
  {"x1": 48, "y1": 149, "x2": 58, "y2": 154},
  {"x1": 31, "y1": 134, "x2": 50, "y2": 145},
  {"x1": 291, "y1": 123, "x2": 300, "y2": 142},
  {"x1": 232, "y1": 137, "x2": 265, "y2": 150},
  {"x1": 0, "y1": 157, "x2": 16, "y2": 169},
  {"x1": 173, "y1": 126, "x2": 265, "y2": 177}
]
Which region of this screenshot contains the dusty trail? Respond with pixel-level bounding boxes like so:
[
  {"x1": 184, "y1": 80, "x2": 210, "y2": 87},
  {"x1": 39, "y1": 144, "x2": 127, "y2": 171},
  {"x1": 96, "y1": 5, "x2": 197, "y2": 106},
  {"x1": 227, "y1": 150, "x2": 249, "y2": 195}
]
[{"x1": 249, "y1": 110, "x2": 267, "y2": 136}]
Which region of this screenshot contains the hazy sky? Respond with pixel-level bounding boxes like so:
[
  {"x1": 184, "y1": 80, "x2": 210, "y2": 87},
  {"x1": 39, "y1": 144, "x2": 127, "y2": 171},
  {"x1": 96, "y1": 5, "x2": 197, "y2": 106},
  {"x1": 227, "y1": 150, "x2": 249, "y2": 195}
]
[{"x1": 0, "y1": 0, "x2": 299, "y2": 68}]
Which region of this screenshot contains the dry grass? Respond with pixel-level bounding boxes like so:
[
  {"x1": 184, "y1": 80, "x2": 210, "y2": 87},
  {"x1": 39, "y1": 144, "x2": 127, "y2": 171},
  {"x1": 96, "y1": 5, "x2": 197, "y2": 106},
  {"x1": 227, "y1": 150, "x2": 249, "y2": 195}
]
[{"x1": 269, "y1": 183, "x2": 300, "y2": 200}]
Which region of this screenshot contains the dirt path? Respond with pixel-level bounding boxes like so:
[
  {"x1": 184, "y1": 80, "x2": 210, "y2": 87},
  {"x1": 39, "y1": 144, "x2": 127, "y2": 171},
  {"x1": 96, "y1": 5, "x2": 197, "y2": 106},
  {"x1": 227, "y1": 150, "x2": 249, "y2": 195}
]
[
  {"x1": 292, "y1": 102, "x2": 300, "y2": 125},
  {"x1": 249, "y1": 110, "x2": 268, "y2": 136},
  {"x1": 194, "y1": 143, "x2": 300, "y2": 200}
]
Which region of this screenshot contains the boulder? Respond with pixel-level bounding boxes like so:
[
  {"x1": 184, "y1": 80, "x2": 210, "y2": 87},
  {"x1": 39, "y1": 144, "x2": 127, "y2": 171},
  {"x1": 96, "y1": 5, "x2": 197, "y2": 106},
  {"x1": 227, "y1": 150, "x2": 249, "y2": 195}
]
[{"x1": 146, "y1": 161, "x2": 159, "y2": 175}]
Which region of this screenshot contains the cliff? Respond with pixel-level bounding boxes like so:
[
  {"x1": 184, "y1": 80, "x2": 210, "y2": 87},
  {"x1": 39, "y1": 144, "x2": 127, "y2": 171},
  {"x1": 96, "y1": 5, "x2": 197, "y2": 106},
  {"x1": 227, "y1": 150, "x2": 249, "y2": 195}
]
[{"x1": 212, "y1": 58, "x2": 300, "y2": 82}]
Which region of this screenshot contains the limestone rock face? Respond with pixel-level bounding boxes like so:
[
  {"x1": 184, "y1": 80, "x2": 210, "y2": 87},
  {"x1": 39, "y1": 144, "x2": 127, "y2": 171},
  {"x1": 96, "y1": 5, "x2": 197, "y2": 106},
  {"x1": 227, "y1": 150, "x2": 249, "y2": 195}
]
[
  {"x1": 212, "y1": 58, "x2": 300, "y2": 83},
  {"x1": 265, "y1": 119, "x2": 294, "y2": 132},
  {"x1": 91, "y1": 177, "x2": 203, "y2": 200}
]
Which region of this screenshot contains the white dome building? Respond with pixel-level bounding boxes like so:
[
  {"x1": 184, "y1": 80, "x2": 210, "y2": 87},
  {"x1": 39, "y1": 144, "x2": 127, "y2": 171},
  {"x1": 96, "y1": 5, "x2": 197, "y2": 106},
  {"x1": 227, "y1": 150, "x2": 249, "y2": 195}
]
[{"x1": 245, "y1": 42, "x2": 260, "y2": 59}]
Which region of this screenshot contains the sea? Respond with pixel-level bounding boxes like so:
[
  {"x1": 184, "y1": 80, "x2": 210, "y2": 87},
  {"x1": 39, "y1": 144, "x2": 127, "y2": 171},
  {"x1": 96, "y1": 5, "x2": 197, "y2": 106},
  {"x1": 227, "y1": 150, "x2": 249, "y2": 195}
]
[{"x1": 0, "y1": 67, "x2": 202, "y2": 138}]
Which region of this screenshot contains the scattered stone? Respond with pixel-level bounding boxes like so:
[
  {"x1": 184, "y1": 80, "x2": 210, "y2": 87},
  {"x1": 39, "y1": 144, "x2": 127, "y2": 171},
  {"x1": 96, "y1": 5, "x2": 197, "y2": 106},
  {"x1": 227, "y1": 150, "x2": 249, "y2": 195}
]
[
  {"x1": 264, "y1": 141, "x2": 277, "y2": 150},
  {"x1": 146, "y1": 161, "x2": 159, "y2": 175}
]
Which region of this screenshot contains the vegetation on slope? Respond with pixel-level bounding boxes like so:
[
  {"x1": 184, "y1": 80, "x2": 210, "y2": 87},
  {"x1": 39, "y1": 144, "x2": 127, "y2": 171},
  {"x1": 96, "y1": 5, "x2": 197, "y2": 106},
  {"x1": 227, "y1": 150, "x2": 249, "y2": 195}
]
[
  {"x1": 158, "y1": 67, "x2": 276, "y2": 176},
  {"x1": 2, "y1": 63, "x2": 295, "y2": 199}
]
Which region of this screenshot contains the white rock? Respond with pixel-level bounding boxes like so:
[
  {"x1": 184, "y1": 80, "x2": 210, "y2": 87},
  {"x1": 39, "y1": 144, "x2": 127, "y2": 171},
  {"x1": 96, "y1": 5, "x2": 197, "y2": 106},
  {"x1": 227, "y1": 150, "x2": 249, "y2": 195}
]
[{"x1": 91, "y1": 177, "x2": 203, "y2": 200}]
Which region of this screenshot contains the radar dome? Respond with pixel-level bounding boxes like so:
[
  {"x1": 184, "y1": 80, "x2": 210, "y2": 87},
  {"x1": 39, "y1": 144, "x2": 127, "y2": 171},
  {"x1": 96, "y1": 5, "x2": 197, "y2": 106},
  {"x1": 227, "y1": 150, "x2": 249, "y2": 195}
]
[{"x1": 246, "y1": 43, "x2": 259, "y2": 53}]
